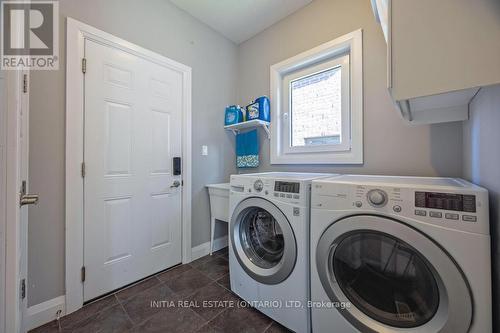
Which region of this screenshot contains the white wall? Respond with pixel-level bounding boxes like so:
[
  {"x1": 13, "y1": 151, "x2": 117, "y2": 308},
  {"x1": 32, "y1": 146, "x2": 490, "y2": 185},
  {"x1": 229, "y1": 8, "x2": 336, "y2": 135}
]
[
  {"x1": 28, "y1": 0, "x2": 238, "y2": 307},
  {"x1": 237, "y1": 0, "x2": 463, "y2": 177},
  {"x1": 463, "y1": 84, "x2": 500, "y2": 331}
]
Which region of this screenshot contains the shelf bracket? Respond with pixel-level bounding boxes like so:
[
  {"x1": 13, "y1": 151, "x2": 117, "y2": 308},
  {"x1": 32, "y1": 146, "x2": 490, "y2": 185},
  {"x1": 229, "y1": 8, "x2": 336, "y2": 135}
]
[{"x1": 262, "y1": 124, "x2": 270, "y2": 139}]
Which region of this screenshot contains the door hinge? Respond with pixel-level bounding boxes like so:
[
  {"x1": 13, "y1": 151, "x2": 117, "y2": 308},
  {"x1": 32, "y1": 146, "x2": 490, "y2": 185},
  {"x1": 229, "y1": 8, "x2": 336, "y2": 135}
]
[
  {"x1": 20, "y1": 279, "x2": 26, "y2": 299},
  {"x1": 23, "y1": 74, "x2": 28, "y2": 93},
  {"x1": 82, "y1": 58, "x2": 87, "y2": 74},
  {"x1": 81, "y1": 266, "x2": 86, "y2": 283},
  {"x1": 81, "y1": 162, "x2": 86, "y2": 178}
]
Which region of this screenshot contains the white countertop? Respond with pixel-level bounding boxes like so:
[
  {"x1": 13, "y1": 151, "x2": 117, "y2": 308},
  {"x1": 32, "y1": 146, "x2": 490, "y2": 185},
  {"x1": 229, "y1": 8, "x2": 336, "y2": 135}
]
[{"x1": 205, "y1": 183, "x2": 230, "y2": 190}]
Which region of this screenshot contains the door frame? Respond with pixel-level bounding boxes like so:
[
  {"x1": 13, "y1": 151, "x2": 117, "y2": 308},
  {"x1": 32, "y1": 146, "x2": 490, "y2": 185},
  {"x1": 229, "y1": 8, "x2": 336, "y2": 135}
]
[
  {"x1": 2, "y1": 9, "x2": 31, "y2": 332},
  {"x1": 0, "y1": 69, "x2": 6, "y2": 333},
  {"x1": 65, "y1": 18, "x2": 192, "y2": 314},
  {"x1": 2, "y1": 68, "x2": 29, "y2": 333}
]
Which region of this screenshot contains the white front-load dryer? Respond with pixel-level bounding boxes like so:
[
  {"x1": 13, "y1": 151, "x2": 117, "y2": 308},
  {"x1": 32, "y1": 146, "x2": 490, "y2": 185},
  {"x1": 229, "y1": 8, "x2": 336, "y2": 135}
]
[
  {"x1": 310, "y1": 175, "x2": 491, "y2": 333},
  {"x1": 229, "y1": 172, "x2": 335, "y2": 333}
]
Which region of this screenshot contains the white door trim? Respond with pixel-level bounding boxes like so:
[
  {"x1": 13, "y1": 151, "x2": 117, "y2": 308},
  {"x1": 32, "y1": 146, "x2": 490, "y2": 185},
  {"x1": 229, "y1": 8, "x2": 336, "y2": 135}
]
[
  {"x1": 2, "y1": 13, "x2": 30, "y2": 332},
  {"x1": 65, "y1": 17, "x2": 192, "y2": 314},
  {"x1": 3, "y1": 70, "x2": 28, "y2": 333},
  {"x1": 0, "y1": 70, "x2": 6, "y2": 333}
]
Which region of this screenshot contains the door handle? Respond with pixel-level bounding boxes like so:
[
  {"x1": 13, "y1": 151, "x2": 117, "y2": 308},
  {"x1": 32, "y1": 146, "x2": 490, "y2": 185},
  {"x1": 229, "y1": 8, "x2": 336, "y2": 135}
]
[
  {"x1": 20, "y1": 194, "x2": 39, "y2": 206},
  {"x1": 170, "y1": 180, "x2": 181, "y2": 188},
  {"x1": 19, "y1": 180, "x2": 39, "y2": 206}
]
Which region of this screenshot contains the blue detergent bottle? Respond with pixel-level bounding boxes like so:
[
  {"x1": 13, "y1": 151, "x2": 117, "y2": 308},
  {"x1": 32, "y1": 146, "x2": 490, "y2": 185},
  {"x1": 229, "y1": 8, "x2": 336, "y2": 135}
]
[
  {"x1": 224, "y1": 105, "x2": 244, "y2": 126},
  {"x1": 246, "y1": 96, "x2": 270, "y2": 122}
]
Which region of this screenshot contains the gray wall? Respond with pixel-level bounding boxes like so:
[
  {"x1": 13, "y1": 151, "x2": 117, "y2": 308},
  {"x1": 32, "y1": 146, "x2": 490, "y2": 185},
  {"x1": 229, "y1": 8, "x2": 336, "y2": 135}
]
[
  {"x1": 28, "y1": 0, "x2": 467, "y2": 308},
  {"x1": 237, "y1": 0, "x2": 463, "y2": 177},
  {"x1": 463, "y1": 84, "x2": 500, "y2": 331},
  {"x1": 28, "y1": 0, "x2": 237, "y2": 306}
]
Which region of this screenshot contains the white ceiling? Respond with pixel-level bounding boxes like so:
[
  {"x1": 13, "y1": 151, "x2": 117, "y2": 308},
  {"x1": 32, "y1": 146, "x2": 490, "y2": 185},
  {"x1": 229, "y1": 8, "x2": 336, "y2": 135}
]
[{"x1": 170, "y1": 0, "x2": 313, "y2": 44}]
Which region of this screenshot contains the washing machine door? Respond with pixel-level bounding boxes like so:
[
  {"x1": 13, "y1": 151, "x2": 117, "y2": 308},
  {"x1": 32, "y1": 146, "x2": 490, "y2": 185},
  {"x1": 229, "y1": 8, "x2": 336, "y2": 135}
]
[
  {"x1": 316, "y1": 215, "x2": 472, "y2": 333},
  {"x1": 231, "y1": 197, "x2": 297, "y2": 285}
]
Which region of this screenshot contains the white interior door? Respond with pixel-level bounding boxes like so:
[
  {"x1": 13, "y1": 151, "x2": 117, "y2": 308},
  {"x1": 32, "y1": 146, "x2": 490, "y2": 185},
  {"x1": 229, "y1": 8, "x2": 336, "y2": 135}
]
[
  {"x1": 84, "y1": 39, "x2": 183, "y2": 301},
  {"x1": 2, "y1": 69, "x2": 30, "y2": 333},
  {"x1": 18, "y1": 72, "x2": 29, "y2": 333}
]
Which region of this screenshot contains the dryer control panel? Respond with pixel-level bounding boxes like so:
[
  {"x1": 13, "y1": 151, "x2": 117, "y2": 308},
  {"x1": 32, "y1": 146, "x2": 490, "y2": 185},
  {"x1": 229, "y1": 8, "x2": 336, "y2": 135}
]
[
  {"x1": 415, "y1": 192, "x2": 476, "y2": 212},
  {"x1": 312, "y1": 179, "x2": 489, "y2": 235}
]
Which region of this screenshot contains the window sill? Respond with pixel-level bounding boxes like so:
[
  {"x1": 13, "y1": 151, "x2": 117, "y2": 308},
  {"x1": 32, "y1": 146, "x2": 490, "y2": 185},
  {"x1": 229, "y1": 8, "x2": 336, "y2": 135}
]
[{"x1": 270, "y1": 149, "x2": 363, "y2": 165}]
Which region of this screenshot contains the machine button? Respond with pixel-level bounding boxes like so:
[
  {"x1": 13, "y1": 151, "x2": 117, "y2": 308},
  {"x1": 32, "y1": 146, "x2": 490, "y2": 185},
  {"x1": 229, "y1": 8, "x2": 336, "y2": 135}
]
[
  {"x1": 462, "y1": 215, "x2": 477, "y2": 223},
  {"x1": 280, "y1": 193, "x2": 285, "y2": 198},
  {"x1": 265, "y1": 190, "x2": 269, "y2": 195},
  {"x1": 293, "y1": 195, "x2": 300, "y2": 199},
  {"x1": 415, "y1": 209, "x2": 427, "y2": 216},
  {"x1": 355, "y1": 201, "x2": 363, "y2": 208},
  {"x1": 286, "y1": 194, "x2": 292, "y2": 199},
  {"x1": 367, "y1": 189, "x2": 388, "y2": 207},
  {"x1": 393, "y1": 205, "x2": 402, "y2": 213},
  {"x1": 429, "y1": 211, "x2": 442, "y2": 218},
  {"x1": 253, "y1": 179, "x2": 264, "y2": 192},
  {"x1": 445, "y1": 213, "x2": 459, "y2": 220}
]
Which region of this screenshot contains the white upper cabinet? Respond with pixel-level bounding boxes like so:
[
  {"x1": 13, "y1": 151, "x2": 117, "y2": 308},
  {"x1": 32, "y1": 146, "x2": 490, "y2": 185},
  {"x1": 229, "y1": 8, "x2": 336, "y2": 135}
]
[{"x1": 372, "y1": 0, "x2": 500, "y2": 124}]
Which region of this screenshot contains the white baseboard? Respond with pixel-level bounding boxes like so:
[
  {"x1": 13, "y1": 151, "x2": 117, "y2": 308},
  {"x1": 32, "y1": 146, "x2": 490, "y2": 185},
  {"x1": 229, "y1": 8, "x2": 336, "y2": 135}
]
[
  {"x1": 25, "y1": 295, "x2": 66, "y2": 331},
  {"x1": 191, "y1": 236, "x2": 228, "y2": 261}
]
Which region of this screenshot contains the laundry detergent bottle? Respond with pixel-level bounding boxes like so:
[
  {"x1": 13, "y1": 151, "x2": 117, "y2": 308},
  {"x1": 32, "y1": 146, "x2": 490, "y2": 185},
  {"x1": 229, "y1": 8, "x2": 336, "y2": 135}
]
[
  {"x1": 246, "y1": 96, "x2": 270, "y2": 122},
  {"x1": 224, "y1": 105, "x2": 244, "y2": 126}
]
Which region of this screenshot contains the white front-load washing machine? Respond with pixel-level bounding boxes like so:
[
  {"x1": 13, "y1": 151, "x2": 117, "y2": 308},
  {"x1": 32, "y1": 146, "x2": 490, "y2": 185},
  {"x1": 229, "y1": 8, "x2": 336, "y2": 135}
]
[
  {"x1": 229, "y1": 172, "x2": 335, "y2": 333},
  {"x1": 310, "y1": 175, "x2": 491, "y2": 333}
]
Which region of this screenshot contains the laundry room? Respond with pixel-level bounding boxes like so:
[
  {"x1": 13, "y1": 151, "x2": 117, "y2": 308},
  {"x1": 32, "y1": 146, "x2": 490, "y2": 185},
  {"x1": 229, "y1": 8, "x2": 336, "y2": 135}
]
[{"x1": 0, "y1": 0, "x2": 499, "y2": 332}]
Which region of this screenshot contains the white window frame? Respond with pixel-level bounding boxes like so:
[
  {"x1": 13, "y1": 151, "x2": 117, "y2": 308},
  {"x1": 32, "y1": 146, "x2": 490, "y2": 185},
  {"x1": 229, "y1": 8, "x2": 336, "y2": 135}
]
[{"x1": 270, "y1": 29, "x2": 363, "y2": 164}]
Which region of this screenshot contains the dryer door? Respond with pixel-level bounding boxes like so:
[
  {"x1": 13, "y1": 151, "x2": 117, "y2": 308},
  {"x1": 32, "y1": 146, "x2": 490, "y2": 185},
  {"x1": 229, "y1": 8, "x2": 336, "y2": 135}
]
[
  {"x1": 231, "y1": 197, "x2": 297, "y2": 285},
  {"x1": 316, "y1": 215, "x2": 472, "y2": 333}
]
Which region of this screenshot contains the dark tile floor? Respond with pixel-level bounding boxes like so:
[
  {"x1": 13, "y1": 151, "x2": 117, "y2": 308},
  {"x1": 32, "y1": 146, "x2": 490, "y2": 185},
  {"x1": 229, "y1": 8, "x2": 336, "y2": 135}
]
[{"x1": 30, "y1": 247, "x2": 293, "y2": 333}]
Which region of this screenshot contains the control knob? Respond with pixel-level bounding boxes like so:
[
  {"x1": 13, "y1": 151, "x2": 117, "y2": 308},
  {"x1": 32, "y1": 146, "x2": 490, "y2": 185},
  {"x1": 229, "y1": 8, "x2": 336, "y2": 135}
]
[
  {"x1": 367, "y1": 189, "x2": 388, "y2": 207},
  {"x1": 254, "y1": 179, "x2": 264, "y2": 192}
]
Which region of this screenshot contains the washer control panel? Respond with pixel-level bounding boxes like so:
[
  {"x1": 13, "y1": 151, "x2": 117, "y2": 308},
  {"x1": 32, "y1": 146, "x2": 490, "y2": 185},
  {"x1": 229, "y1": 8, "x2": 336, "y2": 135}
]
[
  {"x1": 231, "y1": 177, "x2": 305, "y2": 204},
  {"x1": 273, "y1": 181, "x2": 301, "y2": 200}
]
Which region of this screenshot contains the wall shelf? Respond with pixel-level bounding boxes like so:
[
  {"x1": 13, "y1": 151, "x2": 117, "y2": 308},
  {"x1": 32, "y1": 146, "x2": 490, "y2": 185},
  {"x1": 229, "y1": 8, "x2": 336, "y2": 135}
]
[{"x1": 224, "y1": 119, "x2": 270, "y2": 139}]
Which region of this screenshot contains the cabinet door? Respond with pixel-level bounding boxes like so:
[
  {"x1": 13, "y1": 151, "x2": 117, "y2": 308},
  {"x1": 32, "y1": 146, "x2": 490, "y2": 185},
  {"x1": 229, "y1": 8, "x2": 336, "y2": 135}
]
[
  {"x1": 390, "y1": 0, "x2": 500, "y2": 101},
  {"x1": 371, "y1": 0, "x2": 389, "y2": 42}
]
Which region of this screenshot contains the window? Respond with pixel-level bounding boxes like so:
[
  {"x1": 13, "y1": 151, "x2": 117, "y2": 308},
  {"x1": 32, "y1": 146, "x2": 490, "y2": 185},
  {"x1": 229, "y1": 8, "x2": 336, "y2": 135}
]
[
  {"x1": 291, "y1": 67, "x2": 342, "y2": 148},
  {"x1": 270, "y1": 29, "x2": 363, "y2": 164}
]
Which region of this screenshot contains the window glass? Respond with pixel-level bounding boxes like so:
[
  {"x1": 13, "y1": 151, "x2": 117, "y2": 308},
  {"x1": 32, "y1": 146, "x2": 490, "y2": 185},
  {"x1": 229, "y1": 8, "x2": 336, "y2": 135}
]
[{"x1": 290, "y1": 66, "x2": 342, "y2": 147}]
